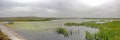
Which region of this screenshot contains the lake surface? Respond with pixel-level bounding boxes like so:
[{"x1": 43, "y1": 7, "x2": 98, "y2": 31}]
[{"x1": 11, "y1": 19, "x2": 99, "y2": 40}]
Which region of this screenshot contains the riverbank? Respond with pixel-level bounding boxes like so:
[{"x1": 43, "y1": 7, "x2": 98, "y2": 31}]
[
  {"x1": 0, "y1": 24, "x2": 26, "y2": 40},
  {"x1": 0, "y1": 30, "x2": 10, "y2": 40},
  {"x1": 65, "y1": 21, "x2": 120, "y2": 40}
]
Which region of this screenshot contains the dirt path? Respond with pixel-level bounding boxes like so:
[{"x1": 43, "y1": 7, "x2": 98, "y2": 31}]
[{"x1": 0, "y1": 24, "x2": 26, "y2": 40}]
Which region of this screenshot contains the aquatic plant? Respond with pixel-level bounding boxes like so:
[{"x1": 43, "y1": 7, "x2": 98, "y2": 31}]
[
  {"x1": 85, "y1": 31, "x2": 93, "y2": 40},
  {"x1": 56, "y1": 28, "x2": 72, "y2": 36},
  {"x1": 65, "y1": 21, "x2": 99, "y2": 28},
  {"x1": 65, "y1": 21, "x2": 120, "y2": 40}
]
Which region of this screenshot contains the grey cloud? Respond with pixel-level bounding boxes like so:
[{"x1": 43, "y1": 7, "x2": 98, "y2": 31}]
[{"x1": 0, "y1": 0, "x2": 120, "y2": 18}]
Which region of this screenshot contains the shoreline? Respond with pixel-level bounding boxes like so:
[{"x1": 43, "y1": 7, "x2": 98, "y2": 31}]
[{"x1": 0, "y1": 24, "x2": 26, "y2": 40}]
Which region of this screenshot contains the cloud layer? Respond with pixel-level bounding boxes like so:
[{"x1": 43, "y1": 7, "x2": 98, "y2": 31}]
[{"x1": 0, "y1": 0, "x2": 120, "y2": 18}]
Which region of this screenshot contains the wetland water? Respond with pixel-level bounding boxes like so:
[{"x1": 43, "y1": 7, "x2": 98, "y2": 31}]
[{"x1": 10, "y1": 19, "x2": 99, "y2": 40}]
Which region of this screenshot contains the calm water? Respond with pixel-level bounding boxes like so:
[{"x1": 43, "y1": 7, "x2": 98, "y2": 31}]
[{"x1": 12, "y1": 19, "x2": 99, "y2": 40}]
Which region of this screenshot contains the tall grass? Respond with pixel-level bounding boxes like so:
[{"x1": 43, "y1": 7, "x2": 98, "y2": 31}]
[
  {"x1": 65, "y1": 21, "x2": 99, "y2": 28},
  {"x1": 65, "y1": 21, "x2": 120, "y2": 40},
  {"x1": 56, "y1": 28, "x2": 72, "y2": 36}
]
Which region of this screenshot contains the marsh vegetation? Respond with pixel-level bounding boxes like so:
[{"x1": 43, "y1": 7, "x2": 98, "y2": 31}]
[
  {"x1": 65, "y1": 21, "x2": 120, "y2": 40},
  {"x1": 56, "y1": 28, "x2": 72, "y2": 36}
]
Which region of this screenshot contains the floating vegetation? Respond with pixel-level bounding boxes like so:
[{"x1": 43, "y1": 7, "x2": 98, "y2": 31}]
[
  {"x1": 65, "y1": 21, "x2": 99, "y2": 28},
  {"x1": 65, "y1": 22, "x2": 81, "y2": 26},
  {"x1": 56, "y1": 28, "x2": 72, "y2": 37}
]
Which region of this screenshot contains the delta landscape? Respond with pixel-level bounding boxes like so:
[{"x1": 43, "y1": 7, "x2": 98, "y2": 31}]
[
  {"x1": 0, "y1": 0, "x2": 120, "y2": 40},
  {"x1": 0, "y1": 17, "x2": 120, "y2": 40}
]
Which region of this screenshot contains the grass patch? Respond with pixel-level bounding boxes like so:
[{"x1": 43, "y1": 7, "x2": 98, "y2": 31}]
[
  {"x1": 56, "y1": 28, "x2": 72, "y2": 36},
  {"x1": 65, "y1": 21, "x2": 99, "y2": 28},
  {"x1": 65, "y1": 21, "x2": 120, "y2": 40},
  {"x1": 86, "y1": 31, "x2": 94, "y2": 40},
  {"x1": 65, "y1": 22, "x2": 81, "y2": 26}
]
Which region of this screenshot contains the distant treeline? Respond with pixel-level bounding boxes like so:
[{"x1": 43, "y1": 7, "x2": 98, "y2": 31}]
[{"x1": 0, "y1": 17, "x2": 57, "y2": 21}]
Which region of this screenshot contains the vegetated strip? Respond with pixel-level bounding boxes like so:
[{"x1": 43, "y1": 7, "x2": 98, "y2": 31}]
[{"x1": 65, "y1": 21, "x2": 120, "y2": 40}]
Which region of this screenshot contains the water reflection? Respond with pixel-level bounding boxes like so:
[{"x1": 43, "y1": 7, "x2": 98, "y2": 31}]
[{"x1": 11, "y1": 19, "x2": 99, "y2": 40}]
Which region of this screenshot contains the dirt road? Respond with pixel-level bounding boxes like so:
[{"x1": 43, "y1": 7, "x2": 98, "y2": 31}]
[{"x1": 0, "y1": 24, "x2": 26, "y2": 40}]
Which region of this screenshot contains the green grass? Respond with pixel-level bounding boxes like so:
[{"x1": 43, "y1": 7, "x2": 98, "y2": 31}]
[
  {"x1": 65, "y1": 22, "x2": 81, "y2": 26},
  {"x1": 56, "y1": 28, "x2": 72, "y2": 36},
  {"x1": 65, "y1": 21, "x2": 120, "y2": 40},
  {"x1": 65, "y1": 21, "x2": 99, "y2": 28},
  {"x1": 85, "y1": 31, "x2": 93, "y2": 40}
]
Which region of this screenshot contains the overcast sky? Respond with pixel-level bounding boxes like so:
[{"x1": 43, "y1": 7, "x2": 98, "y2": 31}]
[{"x1": 0, "y1": 0, "x2": 120, "y2": 18}]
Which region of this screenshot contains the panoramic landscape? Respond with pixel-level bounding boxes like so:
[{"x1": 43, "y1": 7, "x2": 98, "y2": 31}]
[{"x1": 0, "y1": 0, "x2": 120, "y2": 40}]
